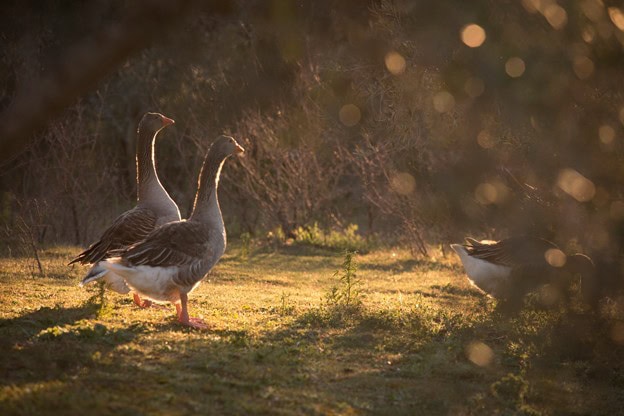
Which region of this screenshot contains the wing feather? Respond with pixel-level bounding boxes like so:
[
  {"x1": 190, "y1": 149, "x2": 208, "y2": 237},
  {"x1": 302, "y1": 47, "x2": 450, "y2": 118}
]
[
  {"x1": 466, "y1": 236, "x2": 557, "y2": 268},
  {"x1": 121, "y1": 221, "x2": 212, "y2": 268},
  {"x1": 69, "y1": 207, "x2": 157, "y2": 265}
]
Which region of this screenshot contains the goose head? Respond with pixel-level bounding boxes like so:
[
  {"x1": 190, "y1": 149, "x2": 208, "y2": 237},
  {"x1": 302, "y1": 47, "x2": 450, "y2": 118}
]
[
  {"x1": 138, "y1": 112, "x2": 175, "y2": 135},
  {"x1": 210, "y1": 135, "x2": 245, "y2": 158}
]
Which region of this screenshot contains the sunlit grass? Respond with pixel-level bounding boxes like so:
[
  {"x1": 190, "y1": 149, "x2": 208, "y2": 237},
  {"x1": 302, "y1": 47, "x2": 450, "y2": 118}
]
[{"x1": 0, "y1": 245, "x2": 622, "y2": 415}]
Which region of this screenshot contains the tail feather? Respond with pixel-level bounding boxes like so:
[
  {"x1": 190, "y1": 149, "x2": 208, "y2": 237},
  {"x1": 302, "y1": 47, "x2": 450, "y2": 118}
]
[
  {"x1": 80, "y1": 263, "x2": 108, "y2": 286},
  {"x1": 450, "y1": 243, "x2": 467, "y2": 256},
  {"x1": 68, "y1": 240, "x2": 109, "y2": 266},
  {"x1": 464, "y1": 237, "x2": 481, "y2": 246}
]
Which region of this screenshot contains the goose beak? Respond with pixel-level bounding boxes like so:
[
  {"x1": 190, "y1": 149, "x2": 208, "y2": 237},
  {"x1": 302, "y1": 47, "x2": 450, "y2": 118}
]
[
  {"x1": 234, "y1": 143, "x2": 245, "y2": 155},
  {"x1": 161, "y1": 116, "x2": 175, "y2": 127}
]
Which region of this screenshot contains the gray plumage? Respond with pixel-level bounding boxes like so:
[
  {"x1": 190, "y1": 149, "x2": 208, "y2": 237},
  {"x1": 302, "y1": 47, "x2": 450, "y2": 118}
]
[
  {"x1": 73, "y1": 112, "x2": 179, "y2": 297},
  {"x1": 83, "y1": 135, "x2": 244, "y2": 328}
]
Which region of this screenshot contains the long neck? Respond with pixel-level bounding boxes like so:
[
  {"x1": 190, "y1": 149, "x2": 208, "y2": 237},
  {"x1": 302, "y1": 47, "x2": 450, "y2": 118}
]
[
  {"x1": 189, "y1": 150, "x2": 227, "y2": 223},
  {"x1": 136, "y1": 127, "x2": 164, "y2": 204}
]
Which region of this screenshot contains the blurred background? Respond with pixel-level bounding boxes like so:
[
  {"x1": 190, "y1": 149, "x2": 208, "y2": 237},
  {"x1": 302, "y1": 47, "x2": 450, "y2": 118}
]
[{"x1": 1, "y1": 0, "x2": 624, "y2": 274}]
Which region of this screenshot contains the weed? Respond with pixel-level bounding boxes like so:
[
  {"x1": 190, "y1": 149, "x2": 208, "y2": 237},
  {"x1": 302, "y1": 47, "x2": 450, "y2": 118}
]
[
  {"x1": 240, "y1": 232, "x2": 251, "y2": 260},
  {"x1": 490, "y1": 372, "x2": 542, "y2": 415},
  {"x1": 326, "y1": 250, "x2": 361, "y2": 309},
  {"x1": 84, "y1": 281, "x2": 113, "y2": 318},
  {"x1": 278, "y1": 291, "x2": 294, "y2": 316}
]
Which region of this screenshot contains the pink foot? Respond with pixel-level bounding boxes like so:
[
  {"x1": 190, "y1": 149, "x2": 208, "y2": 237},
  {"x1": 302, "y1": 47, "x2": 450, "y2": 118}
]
[
  {"x1": 179, "y1": 316, "x2": 209, "y2": 329},
  {"x1": 176, "y1": 293, "x2": 207, "y2": 329}
]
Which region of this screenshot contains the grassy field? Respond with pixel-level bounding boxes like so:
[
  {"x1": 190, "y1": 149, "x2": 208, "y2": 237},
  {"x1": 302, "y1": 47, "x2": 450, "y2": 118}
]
[{"x1": 1, "y1": 243, "x2": 623, "y2": 415}]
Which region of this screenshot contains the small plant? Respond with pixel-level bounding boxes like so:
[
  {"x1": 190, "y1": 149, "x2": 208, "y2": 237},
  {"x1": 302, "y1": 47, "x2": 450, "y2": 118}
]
[
  {"x1": 325, "y1": 250, "x2": 361, "y2": 309},
  {"x1": 240, "y1": 232, "x2": 251, "y2": 260},
  {"x1": 490, "y1": 372, "x2": 541, "y2": 415},
  {"x1": 265, "y1": 226, "x2": 286, "y2": 249},
  {"x1": 278, "y1": 291, "x2": 294, "y2": 315},
  {"x1": 85, "y1": 281, "x2": 113, "y2": 318},
  {"x1": 5, "y1": 198, "x2": 49, "y2": 277}
]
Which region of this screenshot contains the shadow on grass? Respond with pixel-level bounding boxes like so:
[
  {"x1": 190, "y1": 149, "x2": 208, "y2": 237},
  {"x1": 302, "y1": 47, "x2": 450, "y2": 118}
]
[
  {"x1": 373, "y1": 285, "x2": 485, "y2": 301},
  {"x1": 0, "y1": 304, "x2": 146, "y2": 387},
  {"x1": 431, "y1": 284, "x2": 485, "y2": 298},
  {"x1": 3, "y1": 297, "x2": 623, "y2": 415}
]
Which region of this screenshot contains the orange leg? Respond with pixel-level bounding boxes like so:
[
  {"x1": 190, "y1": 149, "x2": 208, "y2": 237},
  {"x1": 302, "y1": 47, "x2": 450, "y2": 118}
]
[
  {"x1": 176, "y1": 292, "x2": 207, "y2": 329},
  {"x1": 133, "y1": 293, "x2": 152, "y2": 308},
  {"x1": 133, "y1": 293, "x2": 166, "y2": 309}
]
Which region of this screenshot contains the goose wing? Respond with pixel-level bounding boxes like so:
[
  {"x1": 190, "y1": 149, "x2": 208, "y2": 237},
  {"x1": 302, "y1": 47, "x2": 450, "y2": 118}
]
[
  {"x1": 69, "y1": 207, "x2": 157, "y2": 265},
  {"x1": 466, "y1": 236, "x2": 557, "y2": 268},
  {"x1": 120, "y1": 221, "x2": 212, "y2": 267}
]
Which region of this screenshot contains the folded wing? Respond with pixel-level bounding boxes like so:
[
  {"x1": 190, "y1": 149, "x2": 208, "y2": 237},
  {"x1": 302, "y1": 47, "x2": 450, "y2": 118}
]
[
  {"x1": 69, "y1": 207, "x2": 157, "y2": 265},
  {"x1": 120, "y1": 221, "x2": 212, "y2": 268}
]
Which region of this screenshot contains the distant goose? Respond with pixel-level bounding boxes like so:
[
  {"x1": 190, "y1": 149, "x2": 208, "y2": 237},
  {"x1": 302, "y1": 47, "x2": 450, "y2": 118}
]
[
  {"x1": 69, "y1": 112, "x2": 180, "y2": 307},
  {"x1": 451, "y1": 236, "x2": 594, "y2": 306},
  {"x1": 81, "y1": 135, "x2": 244, "y2": 328}
]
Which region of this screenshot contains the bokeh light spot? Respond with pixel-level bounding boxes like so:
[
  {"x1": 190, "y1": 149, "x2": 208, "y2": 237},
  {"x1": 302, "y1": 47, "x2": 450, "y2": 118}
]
[
  {"x1": 608, "y1": 7, "x2": 624, "y2": 31},
  {"x1": 465, "y1": 341, "x2": 494, "y2": 367},
  {"x1": 433, "y1": 91, "x2": 455, "y2": 113},
  {"x1": 505, "y1": 57, "x2": 526, "y2": 78},
  {"x1": 385, "y1": 51, "x2": 406, "y2": 75},
  {"x1": 582, "y1": 27, "x2": 596, "y2": 43},
  {"x1": 557, "y1": 168, "x2": 596, "y2": 202},
  {"x1": 573, "y1": 56, "x2": 595, "y2": 79},
  {"x1": 545, "y1": 248, "x2": 567, "y2": 268},
  {"x1": 610, "y1": 321, "x2": 624, "y2": 345},
  {"x1": 464, "y1": 77, "x2": 485, "y2": 98},
  {"x1": 390, "y1": 172, "x2": 416, "y2": 196},
  {"x1": 339, "y1": 104, "x2": 361, "y2": 127},
  {"x1": 461, "y1": 24, "x2": 486, "y2": 48},
  {"x1": 544, "y1": 4, "x2": 568, "y2": 30},
  {"x1": 477, "y1": 130, "x2": 496, "y2": 149},
  {"x1": 474, "y1": 180, "x2": 510, "y2": 205},
  {"x1": 475, "y1": 183, "x2": 496, "y2": 205},
  {"x1": 599, "y1": 125, "x2": 616, "y2": 144}
]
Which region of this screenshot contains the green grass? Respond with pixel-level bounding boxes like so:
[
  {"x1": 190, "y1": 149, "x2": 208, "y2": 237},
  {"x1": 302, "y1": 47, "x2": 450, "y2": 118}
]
[{"x1": 1, "y1": 244, "x2": 623, "y2": 415}]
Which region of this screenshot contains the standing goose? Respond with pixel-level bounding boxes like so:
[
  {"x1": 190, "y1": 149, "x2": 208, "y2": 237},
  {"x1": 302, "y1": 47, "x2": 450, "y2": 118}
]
[
  {"x1": 451, "y1": 236, "x2": 594, "y2": 308},
  {"x1": 70, "y1": 112, "x2": 180, "y2": 307},
  {"x1": 81, "y1": 135, "x2": 244, "y2": 328}
]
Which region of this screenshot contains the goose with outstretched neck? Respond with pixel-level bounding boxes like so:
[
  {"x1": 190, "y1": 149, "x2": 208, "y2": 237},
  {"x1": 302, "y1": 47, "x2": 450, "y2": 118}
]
[
  {"x1": 81, "y1": 135, "x2": 244, "y2": 328},
  {"x1": 70, "y1": 112, "x2": 180, "y2": 307}
]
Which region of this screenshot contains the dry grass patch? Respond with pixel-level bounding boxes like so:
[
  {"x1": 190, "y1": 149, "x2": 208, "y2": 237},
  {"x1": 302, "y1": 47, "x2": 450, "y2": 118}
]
[{"x1": 0, "y1": 245, "x2": 623, "y2": 415}]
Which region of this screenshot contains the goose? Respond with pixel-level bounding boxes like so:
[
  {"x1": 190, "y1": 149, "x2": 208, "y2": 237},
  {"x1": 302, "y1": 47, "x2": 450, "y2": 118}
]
[
  {"x1": 80, "y1": 135, "x2": 244, "y2": 328},
  {"x1": 451, "y1": 236, "x2": 594, "y2": 308},
  {"x1": 69, "y1": 112, "x2": 180, "y2": 307}
]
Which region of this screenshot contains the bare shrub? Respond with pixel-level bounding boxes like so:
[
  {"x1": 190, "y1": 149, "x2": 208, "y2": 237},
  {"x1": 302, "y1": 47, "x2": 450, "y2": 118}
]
[
  {"x1": 226, "y1": 108, "x2": 351, "y2": 236},
  {"x1": 1, "y1": 198, "x2": 48, "y2": 276}
]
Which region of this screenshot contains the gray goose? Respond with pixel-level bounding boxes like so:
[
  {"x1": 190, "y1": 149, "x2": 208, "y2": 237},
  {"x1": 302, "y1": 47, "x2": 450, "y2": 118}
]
[
  {"x1": 70, "y1": 112, "x2": 180, "y2": 307},
  {"x1": 81, "y1": 135, "x2": 244, "y2": 328},
  {"x1": 451, "y1": 236, "x2": 594, "y2": 309}
]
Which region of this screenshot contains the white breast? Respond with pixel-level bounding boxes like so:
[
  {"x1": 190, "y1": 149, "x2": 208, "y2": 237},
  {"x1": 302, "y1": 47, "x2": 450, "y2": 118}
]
[{"x1": 451, "y1": 244, "x2": 512, "y2": 297}]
